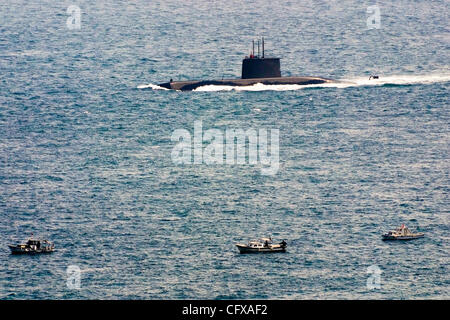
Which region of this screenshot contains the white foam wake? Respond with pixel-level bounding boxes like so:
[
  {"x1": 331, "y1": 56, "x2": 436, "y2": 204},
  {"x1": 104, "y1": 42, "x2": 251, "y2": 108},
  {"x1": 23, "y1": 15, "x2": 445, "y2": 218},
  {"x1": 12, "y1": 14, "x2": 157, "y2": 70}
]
[
  {"x1": 333, "y1": 74, "x2": 450, "y2": 88},
  {"x1": 137, "y1": 83, "x2": 169, "y2": 90},
  {"x1": 194, "y1": 83, "x2": 306, "y2": 92}
]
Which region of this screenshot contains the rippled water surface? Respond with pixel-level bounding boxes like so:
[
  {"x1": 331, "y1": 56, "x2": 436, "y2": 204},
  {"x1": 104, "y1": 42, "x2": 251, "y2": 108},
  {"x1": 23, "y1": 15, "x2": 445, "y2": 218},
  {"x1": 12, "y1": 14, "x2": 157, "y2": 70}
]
[{"x1": 0, "y1": 0, "x2": 449, "y2": 299}]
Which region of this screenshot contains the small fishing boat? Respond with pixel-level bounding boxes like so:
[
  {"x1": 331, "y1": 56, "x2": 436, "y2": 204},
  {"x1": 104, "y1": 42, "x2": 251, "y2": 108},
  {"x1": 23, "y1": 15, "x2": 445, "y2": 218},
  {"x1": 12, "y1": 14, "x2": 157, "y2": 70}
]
[
  {"x1": 8, "y1": 238, "x2": 55, "y2": 254},
  {"x1": 236, "y1": 237, "x2": 287, "y2": 254},
  {"x1": 382, "y1": 224, "x2": 424, "y2": 241}
]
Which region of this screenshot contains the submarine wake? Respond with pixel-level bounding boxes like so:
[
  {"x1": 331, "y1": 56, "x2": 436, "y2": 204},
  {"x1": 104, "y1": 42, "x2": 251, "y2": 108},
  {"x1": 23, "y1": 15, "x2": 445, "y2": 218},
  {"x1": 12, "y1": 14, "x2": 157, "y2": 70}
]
[
  {"x1": 137, "y1": 83, "x2": 169, "y2": 90},
  {"x1": 336, "y1": 73, "x2": 450, "y2": 88}
]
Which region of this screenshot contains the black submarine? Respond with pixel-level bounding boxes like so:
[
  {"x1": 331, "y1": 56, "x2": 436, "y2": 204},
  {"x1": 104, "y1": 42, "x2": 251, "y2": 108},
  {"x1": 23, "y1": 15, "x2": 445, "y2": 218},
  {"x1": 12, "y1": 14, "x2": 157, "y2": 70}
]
[{"x1": 158, "y1": 38, "x2": 335, "y2": 91}]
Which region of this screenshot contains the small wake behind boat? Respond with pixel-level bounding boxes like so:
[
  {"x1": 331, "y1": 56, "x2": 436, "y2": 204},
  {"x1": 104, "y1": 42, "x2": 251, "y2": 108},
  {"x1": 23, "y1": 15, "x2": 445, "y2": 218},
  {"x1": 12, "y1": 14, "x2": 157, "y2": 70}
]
[
  {"x1": 236, "y1": 237, "x2": 287, "y2": 254},
  {"x1": 382, "y1": 224, "x2": 424, "y2": 241},
  {"x1": 9, "y1": 238, "x2": 54, "y2": 254}
]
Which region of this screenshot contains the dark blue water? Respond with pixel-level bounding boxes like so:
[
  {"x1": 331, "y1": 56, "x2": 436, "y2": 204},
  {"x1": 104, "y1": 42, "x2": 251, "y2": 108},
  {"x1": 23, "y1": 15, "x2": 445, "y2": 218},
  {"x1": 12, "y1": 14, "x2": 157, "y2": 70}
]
[{"x1": 0, "y1": 0, "x2": 449, "y2": 299}]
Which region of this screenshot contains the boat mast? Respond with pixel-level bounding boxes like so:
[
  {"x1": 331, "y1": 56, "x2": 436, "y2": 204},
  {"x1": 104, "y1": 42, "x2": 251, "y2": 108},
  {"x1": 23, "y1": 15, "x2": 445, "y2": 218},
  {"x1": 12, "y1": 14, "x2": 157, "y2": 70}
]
[
  {"x1": 262, "y1": 37, "x2": 264, "y2": 58},
  {"x1": 257, "y1": 39, "x2": 260, "y2": 58}
]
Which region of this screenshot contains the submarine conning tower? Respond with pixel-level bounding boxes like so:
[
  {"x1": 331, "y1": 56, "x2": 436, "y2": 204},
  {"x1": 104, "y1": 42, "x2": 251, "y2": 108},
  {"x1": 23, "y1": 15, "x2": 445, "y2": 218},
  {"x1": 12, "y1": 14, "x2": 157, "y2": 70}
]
[{"x1": 241, "y1": 38, "x2": 281, "y2": 79}]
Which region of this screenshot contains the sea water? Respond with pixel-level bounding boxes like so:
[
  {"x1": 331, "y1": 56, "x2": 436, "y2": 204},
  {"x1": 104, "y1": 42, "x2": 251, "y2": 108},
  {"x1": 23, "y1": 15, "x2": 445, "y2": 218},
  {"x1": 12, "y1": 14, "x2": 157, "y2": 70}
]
[{"x1": 0, "y1": 0, "x2": 449, "y2": 299}]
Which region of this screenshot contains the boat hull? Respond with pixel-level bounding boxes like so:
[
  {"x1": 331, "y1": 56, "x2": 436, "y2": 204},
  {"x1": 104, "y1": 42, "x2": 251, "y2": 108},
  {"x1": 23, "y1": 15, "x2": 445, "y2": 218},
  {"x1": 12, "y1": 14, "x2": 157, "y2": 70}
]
[
  {"x1": 236, "y1": 244, "x2": 286, "y2": 254},
  {"x1": 8, "y1": 245, "x2": 54, "y2": 255},
  {"x1": 159, "y1": 76, "x2": 334, "y2": 91}
]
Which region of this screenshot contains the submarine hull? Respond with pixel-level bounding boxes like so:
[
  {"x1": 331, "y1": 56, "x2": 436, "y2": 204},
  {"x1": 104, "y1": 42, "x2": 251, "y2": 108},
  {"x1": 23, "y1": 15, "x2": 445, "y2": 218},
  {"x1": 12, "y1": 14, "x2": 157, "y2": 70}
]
[{"x1": 158, "y1": 76, "x2": 334, "y2": 91}]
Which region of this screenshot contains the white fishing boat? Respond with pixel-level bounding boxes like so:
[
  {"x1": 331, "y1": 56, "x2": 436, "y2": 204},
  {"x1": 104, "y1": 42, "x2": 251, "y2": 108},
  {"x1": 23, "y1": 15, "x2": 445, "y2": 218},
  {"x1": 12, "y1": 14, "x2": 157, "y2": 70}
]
[
  {"x1": 236, "y1": 237, "x2": 287, "y2": 254},
  {"x1": 382, "y1": 224, "x2": 424, "y2": 241}
]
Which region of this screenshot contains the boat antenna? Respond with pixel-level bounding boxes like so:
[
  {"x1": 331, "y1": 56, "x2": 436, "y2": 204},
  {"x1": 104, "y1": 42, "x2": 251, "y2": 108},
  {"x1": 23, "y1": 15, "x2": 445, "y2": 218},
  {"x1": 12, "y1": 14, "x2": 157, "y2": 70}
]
[
  {"x1": 252, "y1": 40, "x2": 255, "y2": 57},
  {"x1": 257, "y1": 39, "x2": 260, "y2": 58},
  {"x1": 262, "y1": 37, "x2": 264, "y2": 58}
]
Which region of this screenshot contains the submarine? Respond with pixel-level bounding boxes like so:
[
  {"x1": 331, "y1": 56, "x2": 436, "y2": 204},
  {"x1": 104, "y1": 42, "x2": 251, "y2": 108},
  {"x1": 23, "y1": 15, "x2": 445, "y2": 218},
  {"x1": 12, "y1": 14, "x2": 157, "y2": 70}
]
[{"x1": 158, "y1": 38, "x2": 335, "y2": 91}]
